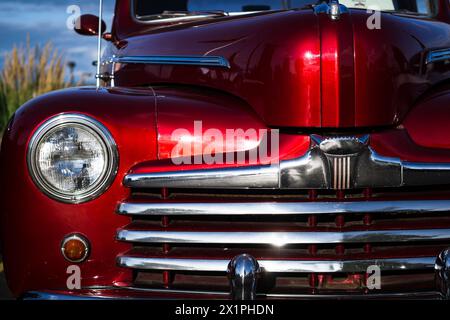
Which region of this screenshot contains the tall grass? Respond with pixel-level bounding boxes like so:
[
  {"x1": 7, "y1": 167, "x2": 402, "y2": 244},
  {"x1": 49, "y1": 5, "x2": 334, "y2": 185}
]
[{"x1": 0, "y1": 39, "x2": 68, "y2": 131}]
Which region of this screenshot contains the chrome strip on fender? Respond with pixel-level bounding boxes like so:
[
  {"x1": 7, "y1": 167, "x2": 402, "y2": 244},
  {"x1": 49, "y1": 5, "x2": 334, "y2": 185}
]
[
  {"x1": 111, "y1": 55, "x2": 231, "y2": 68},
  {"x1": 426, "y1": 48, "x2": 450, "y2": 64},
  {"x1": 116, "y1": 228, "x2": 450, "y2": 245},
  {"x1": 117, "y1": 200, "x2": 450, "y2": 216},
  {"x1": 117, "y1": 256, "x2": 434, "y2": 273}
]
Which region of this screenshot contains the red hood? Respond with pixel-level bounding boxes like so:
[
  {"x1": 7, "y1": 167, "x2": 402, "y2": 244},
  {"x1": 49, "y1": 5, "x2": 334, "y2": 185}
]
[{"x1": 112, "y1": 6, "x2": 450, "y2": 128}]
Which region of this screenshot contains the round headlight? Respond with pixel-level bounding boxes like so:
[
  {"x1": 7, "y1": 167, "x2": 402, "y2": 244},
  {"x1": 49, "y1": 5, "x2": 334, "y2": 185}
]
[{"x1": 28, "y1": 114, "x2": 118, "y2": 203}]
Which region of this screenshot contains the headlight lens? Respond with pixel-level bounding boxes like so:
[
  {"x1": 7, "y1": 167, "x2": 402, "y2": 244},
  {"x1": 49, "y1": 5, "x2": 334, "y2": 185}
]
[
  {"x1": 28, "y1": 114, "x2": 118, "y2": 203},
  {"x1": 37, "y1": 125, "x2": 106, "y2": 193}
]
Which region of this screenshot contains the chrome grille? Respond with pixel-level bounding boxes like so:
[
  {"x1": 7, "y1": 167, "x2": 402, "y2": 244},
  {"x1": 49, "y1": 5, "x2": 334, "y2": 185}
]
[{"x1": 114, "y1": 187, "x2": 450, "y2": 298}]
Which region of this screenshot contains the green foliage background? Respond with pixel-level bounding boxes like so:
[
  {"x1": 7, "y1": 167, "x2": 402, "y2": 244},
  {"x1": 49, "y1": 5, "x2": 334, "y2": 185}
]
[{"x1": 0, "y1": 38, "x2": 69, "y2": 132}]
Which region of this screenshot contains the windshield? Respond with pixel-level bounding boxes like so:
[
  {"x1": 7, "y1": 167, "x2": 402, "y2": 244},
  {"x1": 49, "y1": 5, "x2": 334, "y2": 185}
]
[{"x1": 134, "y1": 0, "x2": 439, "y2": 20}]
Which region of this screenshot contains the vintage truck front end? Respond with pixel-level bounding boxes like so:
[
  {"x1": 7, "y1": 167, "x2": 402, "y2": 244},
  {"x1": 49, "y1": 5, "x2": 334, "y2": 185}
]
[{"x1": 2, "y1": 0, "x2": 450, "y2": 299}]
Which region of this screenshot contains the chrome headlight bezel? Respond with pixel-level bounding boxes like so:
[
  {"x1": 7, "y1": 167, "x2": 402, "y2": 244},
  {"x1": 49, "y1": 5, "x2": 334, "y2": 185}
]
[{"x1": 27, "y1": 114, "x2": 119, "y2": 204}]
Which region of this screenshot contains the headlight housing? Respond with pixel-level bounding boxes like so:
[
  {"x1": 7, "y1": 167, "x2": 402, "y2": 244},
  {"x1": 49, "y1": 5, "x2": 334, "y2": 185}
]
[{"x1": 27, "y1": 114, "x2": 118, "y2": 203}]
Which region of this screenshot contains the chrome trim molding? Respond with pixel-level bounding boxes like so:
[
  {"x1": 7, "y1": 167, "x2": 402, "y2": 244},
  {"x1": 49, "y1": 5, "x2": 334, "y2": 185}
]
[
  {"x1": 426, "y1": 48, "x2": 450, "y2": 64},
  {"x1": 117, "y1": 200, "x2": 450, "y2": 216},
  {"x1": 24, "y1": 288, "x2": 441, "y2": 300},
  {"x1": 117, "y1": 256, "x2": 434, "y2": 273},
  {"x1": 124, "y1": 165, "x2": 278, "y2": 189},
  {"x1": 116, "y1": 228, "x2": 450, "y2": 245},
  {"x1": 111, "y1": 55, "x2": 231, "y2": 68},
  {"x1": 23, "y1": 292, "x2": 117, "y2": 300},
  {"x1": 27, "y1": 114, "x2": 119, "y2": 204},
  {"x1": 125, "y1": 286, "x2": 440, "y2": 299},
  {"x1": 123, "y1": 135, "x2": 450, "y2": 190}
]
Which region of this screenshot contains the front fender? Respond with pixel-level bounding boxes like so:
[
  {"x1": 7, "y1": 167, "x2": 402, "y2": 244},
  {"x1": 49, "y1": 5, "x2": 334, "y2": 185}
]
[
  {"x1": 404, "y1": 89, "x2": 450, "y2": 150},
  {"x1": 0, "y1": 87, "x2": 157, "y2": 296}
]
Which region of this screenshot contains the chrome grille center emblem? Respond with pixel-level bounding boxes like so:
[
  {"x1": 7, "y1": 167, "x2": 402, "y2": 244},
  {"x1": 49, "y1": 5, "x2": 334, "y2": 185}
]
[
  {"x1": 311, "y1": 135, "x2": 370, "y2": 190},
  {"x1": 331, "y1": 156, "x2": 351, "y2": 190}
]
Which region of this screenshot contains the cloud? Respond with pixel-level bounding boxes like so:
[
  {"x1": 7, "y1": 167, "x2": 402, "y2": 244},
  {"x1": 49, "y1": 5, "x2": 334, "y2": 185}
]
[
  {"x1": 0, "y1": 0, "x2": 113, "y2": 77},
  {"x1": 0, "y1": 0, "x2": 114, "y2": 29}
]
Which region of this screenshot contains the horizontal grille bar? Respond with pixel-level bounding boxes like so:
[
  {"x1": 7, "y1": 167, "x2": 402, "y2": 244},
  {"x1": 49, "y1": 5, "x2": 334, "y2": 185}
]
[
  {"x1": 117, "y1": 256, "x2": 434, "y2": 273},
  {"x1": 117, "y1": 228, "x2": 450, "y2": 245},
  {"x1": 124, "y1": 166, "x2": 278, "y2": 189},
  {"x1": 117, "y1": 200, "x2": 450, "y2": 216}
]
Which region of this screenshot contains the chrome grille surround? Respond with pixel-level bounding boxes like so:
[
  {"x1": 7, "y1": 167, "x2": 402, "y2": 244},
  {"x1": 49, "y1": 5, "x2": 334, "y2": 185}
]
[{"x1": 124, "y1": 135, "x2": 450, "y2": 191}]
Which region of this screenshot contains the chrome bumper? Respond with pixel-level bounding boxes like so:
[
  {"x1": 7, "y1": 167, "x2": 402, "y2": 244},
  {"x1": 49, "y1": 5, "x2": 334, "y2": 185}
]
[
  {"x1": 22, "y1": 291, "x2": 118, "y2": 300},
  {"x1": 21, "y1": 248, "x2": 450, "y2": 300},
  {"x1": 21, "y1": 288, "x2": 443, "y2": 300}
]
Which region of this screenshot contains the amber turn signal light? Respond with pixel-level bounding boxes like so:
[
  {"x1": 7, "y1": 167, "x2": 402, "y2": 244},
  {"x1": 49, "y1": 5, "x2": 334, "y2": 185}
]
[{"x1": 61, "y1": 234, "x2": 90, "y2": 263}]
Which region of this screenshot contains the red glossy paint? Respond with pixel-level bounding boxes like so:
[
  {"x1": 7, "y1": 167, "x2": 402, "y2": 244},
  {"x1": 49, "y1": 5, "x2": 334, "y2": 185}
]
[
  {"x1": 403, "y1": 91, "x2": 450, "y2": 150},
  {"x1": 2, "y1": 0, "x2": 450, "y2": 299},
  {"x1": 113, "y1": 9, "x2": 323, "y2": 127},
  {"x1": 319, "y1": 9, "x2": 355, "y2": 127},
  {"x1": 155, "y1": 86, "x2": 268, "y2": 160},
  {"x1": 111, "y1": 0, "x2": 450, "y2": 128}
]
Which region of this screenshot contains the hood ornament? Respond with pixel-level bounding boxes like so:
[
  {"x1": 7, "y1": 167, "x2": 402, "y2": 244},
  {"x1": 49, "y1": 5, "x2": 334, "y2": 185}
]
[
  {"x1": 329, "y1": 0, "x2": 343, "y2": 20},
  {"x1": 314, "y1": 0, "x2": 349, "y2": 21},
  {"x1": 227, "y1": 254, "x2": 260, "y2": 300}
]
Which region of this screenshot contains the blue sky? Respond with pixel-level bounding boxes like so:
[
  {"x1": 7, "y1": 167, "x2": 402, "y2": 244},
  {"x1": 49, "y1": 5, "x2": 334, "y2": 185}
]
[
  {"x1": 0, "y1": 0, "x2": 314, "y2": 82},
  {"x1": 0, "y1": 0, "x2": 115, "y2": 82}
]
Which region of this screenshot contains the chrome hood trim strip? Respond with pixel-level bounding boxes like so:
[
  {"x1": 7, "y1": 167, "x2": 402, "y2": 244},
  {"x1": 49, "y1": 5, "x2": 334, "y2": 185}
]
[
  {"x1": 117, "y1": 256, "x2": 434, "y2": 273},
  {"x1": 111, "y1": 55, "x2": 231, "y2": 68},
  {"x1": 116, "y1": 228, "x2": 450, "y2": 245},
  {"x1": 426, "y1": 48, "x2": 450, "y2": 64},
  {"x1": 117, "y1": 200, "x2": 450, "y2": 216}
]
